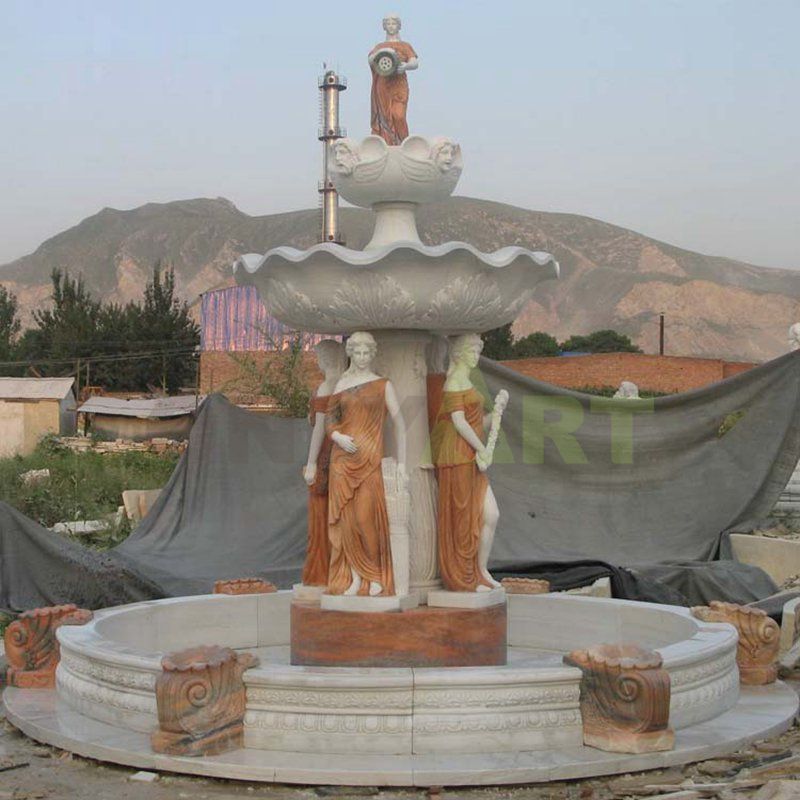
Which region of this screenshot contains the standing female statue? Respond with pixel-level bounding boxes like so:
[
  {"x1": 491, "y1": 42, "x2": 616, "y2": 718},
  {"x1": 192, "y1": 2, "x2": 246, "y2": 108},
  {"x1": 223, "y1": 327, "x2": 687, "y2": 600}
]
[
  {"x1": 301, "y1": 339, "x2": 347, "y2": 588},
  {"x1": 432, "y1": 334, "x2": 508, "y2": 592},
  {"x1": 326, "y1": 331, "x2": 407, "y2": 596},
  {"x1": 369, "y1": 14, "x2": 418, "y2": 146}
]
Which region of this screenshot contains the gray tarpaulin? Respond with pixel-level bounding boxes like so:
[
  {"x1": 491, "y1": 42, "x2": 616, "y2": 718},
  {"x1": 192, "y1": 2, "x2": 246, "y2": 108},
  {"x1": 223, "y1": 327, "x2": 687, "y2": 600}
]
[{"x1": 3, "y1": 351, "x2": 800, "y2": 614}]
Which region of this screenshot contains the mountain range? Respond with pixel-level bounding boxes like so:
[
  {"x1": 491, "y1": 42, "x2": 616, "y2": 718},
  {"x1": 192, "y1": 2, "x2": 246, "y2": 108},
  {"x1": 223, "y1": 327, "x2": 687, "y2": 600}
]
[{"x1": 1, "y1": 196, "x2": 798, "y2": 362}]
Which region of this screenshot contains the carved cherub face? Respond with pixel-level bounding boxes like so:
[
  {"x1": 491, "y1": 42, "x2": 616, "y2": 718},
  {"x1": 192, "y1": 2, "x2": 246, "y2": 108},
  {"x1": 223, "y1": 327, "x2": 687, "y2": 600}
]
[
  {"x1": 333, "y1": 141, "x2": 358, "y2": 175},
  {"x1": 383, "y1": 15, "x2": 401, "y2": 36},
  {"x1": 433, "y1": 141, "x2": 456, "y2": 172}
]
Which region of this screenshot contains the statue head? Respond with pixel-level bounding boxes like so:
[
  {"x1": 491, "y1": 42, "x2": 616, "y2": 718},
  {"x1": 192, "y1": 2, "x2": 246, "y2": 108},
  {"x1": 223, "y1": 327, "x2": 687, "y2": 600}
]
[
  {"x1": 314, "y1": 339, "x2": 347, "y2": 377},
  {"x1": 789, "y1": 323, "x2": 800, "y2": 351},
  {"x1": 332, "y1": 140, "x2": 359, "y2": 176},
  {"x1": 448, "y1": 333, "x2": 483, "y2": 373},
  {"x1": 382, "y1": 13, "x2": 401, "y2": 37},
  {"x1": 613, "y1": 380, "x2": 640, "y2": 400},
  {"x1": 432, "y1": 140, "x2": 457, "y2": 173},
  {"x1": 345, "y1": 331, "x2": 378, "y2": 371}
]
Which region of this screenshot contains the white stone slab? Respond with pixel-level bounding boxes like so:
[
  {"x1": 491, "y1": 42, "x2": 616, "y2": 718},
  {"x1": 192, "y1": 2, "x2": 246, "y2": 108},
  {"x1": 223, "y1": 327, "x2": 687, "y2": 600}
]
[
  {"x1": 320, "y1": 593, "x2": 419, "y2": 612},
  {"x1": 780, "y1": 595, "x2": 800, "y2": 656},
  {"x1": 292, "y1": 583, "x2": 324, "y2": 602},
  {"x1": 427, "y1": 587, "x2": 506, "y2": 608},
  {"x1": 4, "y1": 683, "x2": 797, "y2": 786}
]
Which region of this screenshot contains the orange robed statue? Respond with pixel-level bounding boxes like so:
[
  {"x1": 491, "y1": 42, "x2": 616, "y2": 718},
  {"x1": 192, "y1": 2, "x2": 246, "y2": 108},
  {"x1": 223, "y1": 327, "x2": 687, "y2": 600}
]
[
  {"x1": 431, "y1": 334, "x2": 508, "y2": 592},
  {"x1": 325, "y1": 331, "x2": 407, "y2": 597},
  {"x1": 368, "y1": 14, "x2": 419, "y2": 146},
  {"x1": 301, "y1": 340, "x2": 346, "y2": 588}
]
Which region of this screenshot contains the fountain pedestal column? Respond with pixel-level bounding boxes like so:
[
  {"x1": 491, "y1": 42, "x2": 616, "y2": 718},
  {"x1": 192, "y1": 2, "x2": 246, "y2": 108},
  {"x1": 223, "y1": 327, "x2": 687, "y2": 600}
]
[{"x1": 373, "y1": 330, "x2": 440, "y2": 599}]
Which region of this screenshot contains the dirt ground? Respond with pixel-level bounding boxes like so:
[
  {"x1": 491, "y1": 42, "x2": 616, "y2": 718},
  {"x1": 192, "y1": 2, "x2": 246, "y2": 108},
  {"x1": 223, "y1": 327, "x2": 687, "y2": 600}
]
[{"x1": 2, "y1": 677, "x2": 800, "y2": 800}]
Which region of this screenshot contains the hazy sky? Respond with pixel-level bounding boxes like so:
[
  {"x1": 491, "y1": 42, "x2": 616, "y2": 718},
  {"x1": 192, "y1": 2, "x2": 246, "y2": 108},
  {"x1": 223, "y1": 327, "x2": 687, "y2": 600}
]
[{"x1": 2, "y1": 1, "x2": 798, "y2": 269}]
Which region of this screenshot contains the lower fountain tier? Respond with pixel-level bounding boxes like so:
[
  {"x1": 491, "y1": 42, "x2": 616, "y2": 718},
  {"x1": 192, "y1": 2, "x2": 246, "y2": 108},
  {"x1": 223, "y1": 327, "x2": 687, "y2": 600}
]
[
  {"x1": 50, "y1": 591, "x2": 747, "y2": 755},
  {"x1": 290, "y1": 600, "x2": 507, "y2": 667}
]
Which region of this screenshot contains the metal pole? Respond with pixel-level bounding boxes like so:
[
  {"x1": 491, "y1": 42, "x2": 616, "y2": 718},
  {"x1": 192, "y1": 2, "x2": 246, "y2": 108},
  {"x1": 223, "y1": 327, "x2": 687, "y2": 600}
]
[
  {"x1": 659, "y1": 313, "x2": 665, "y2": 356},
  {"x1": 318, "y1": 68, "x2": 347, "y2": 244}
]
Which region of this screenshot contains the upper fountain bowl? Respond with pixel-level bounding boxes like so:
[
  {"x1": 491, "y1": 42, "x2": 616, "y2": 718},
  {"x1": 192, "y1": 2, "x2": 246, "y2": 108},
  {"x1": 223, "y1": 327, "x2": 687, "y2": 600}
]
[{"x1": 332, "y1": 135, "x2": 463, "y2": 208}]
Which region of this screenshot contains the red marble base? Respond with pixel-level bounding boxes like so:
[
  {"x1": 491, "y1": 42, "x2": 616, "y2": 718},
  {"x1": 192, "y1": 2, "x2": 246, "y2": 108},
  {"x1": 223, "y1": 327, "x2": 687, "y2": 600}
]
[{"x1": 290, "y1": 600, "x2": 507, "y2": 667}]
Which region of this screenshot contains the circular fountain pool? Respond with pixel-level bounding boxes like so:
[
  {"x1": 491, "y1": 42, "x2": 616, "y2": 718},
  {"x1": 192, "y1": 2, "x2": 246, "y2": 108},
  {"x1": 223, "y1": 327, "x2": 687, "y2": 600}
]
[{"x1": 3, "y1": 591, "x2": 796, "y2": 786}]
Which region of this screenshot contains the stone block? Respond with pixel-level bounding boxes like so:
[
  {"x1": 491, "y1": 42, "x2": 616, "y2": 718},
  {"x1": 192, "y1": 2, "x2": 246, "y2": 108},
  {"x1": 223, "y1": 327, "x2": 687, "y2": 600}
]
[
  {"x1": 564, "y1": 643, "x2": 674, "y2": 754},
  {"x1": 213, "y1": 578, "x2": 277, "y2": 595},
  {"x1": 151, "y1": 645, "x2": 258, "y2": 757},
  {"x1": 320, "y1": 593, "x2": 418, "y2": 613},
  {"x1": 692, "y1": 601, "x2": 780, "y2": 685},
  {"x1": 4, "y1": 605, "x2": 93, "y2": 689},
  {"x1": 500, "y1": 577, "x2": 550, "y2": 595},
  {"x1": 427, "y1": 587, "x2": 506, "y2": 609}
]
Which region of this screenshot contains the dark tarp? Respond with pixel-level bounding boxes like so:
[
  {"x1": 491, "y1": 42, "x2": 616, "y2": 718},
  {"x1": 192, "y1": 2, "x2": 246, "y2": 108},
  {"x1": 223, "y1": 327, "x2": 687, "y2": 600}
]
[
  {"x1": 3, "y1": 351, "x2": 800, "y2": 614},
  {"x1": 0, "y1": 501, "x2": 162, "y2": 613},
  {"x1": 115, "y1": 399, "x2": 311, "y2": 596}
]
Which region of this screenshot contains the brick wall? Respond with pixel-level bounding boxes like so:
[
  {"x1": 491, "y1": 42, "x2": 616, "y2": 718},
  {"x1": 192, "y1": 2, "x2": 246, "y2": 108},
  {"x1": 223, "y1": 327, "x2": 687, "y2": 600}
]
[
  {"x1": 201, "y1": 350, "x2": 757, "y2": 405},
  {"x1": 500, "y1": 353, "x2": 756, "y2": 394},
  {"x1": 200, "y1": 351, "x2": 322, "y2": 405}
]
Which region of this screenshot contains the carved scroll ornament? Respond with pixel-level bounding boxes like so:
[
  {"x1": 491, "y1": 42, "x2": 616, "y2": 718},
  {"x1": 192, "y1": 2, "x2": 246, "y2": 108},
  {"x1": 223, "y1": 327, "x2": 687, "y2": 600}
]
[
  {"x1": 564, "y1": 643, "x2": 674, "y2": 754},
  {"x1": 151, "y1": 645, "x2": 258, "y2": 756},
  {"x1": 4, "y1": 604, "x2": 93, "y2": 689},
  {"x1": 692, "y1": 601, "x2": 779, "y2": 685}
]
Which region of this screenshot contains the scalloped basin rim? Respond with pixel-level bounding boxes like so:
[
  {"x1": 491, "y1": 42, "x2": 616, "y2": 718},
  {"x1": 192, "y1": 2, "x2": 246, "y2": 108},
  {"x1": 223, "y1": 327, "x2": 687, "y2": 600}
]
[{"x1": 234, "y1": 241, "x2": 560, "y2": 274}]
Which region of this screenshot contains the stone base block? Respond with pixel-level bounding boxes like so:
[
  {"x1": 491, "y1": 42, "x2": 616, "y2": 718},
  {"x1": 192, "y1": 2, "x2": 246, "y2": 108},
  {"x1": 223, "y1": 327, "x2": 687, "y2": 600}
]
[
  {"x1": 741, "y1": 664, "x2": 779, "y2": 686},
  {"x1": 6, "y1": 669, "x2": 54, "y2": 690},
  {"x1": 427, "y1": 587, "x2": 506, "y2": 609},
  {"x1": 320, "y1": 593, "x2": 419, "y2": 613},
  {"x1": 583, "y1": 727, "x2": 675, "y2": 754},
  {"x1": 291, "y1": 601, "x2": 507, "y2": 667},
  {"x1": 151, "y1": 721, "x2": 244, "y2": 756},
  {"x1": 292, "y1": 583, "x2": 324, "y2": 603}
]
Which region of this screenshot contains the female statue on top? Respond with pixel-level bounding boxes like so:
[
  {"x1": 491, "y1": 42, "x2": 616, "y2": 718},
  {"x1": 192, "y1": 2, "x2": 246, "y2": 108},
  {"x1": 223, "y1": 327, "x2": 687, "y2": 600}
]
[{"x1": 369, "y1": 14, "x2": 418, "y2": 146}]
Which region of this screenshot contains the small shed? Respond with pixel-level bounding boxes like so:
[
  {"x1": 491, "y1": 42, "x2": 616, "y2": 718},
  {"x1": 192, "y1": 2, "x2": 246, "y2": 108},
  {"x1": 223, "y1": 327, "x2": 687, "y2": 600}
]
[
  {"x1": 0, "y1": 378, "x2": 77, "y2": 457},
  {"x1": 78, "y1": 395, "x2": 203, "y2": 442}
]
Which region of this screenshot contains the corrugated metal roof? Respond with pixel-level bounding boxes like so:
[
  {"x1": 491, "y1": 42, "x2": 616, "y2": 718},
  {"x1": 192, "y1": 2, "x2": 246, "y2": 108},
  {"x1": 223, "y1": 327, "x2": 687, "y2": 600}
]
[
  {"x1": 0, "y1": 377, "x2": 75, "y2": 400},
  {"x1": 78, "y1": 395, "x2": 203, "y2": 418}
]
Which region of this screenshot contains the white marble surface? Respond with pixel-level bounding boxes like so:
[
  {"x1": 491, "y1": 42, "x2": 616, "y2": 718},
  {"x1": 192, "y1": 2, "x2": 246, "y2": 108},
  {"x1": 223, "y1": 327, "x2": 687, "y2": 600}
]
[
  {"x1": 320, "y1": 593, "x2": 419, "y2": 612},
  {"x1": 4, "y1": 682, "x2": 797, "y2": 786},
  {"x1": 233, "y1": 241, "x2": 559, "y2": 335},
  {"x1": 427, "y1": 587, "x2": 506, "y2": 608},
  {"x1": 331, "y1": 136, "x2": 463, "y2": 209},
  {"x1": 51, "y1": 591, "x2": 743, "y2": 758}
]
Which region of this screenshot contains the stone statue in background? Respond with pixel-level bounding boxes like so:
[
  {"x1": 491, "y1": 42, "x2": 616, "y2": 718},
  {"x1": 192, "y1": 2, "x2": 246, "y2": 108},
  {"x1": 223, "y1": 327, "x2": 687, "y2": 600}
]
[
  {"x1": 326, "y1": 331, "x2": 407, "y2": 596},
  {"x1": 788, "y1": 323, "x2": 800, "y2": 351},
  {"x1": 301, "y1": 340, "x2": 346, "y2": 589},
  {"x1": 432, "y1": 334, "x2": 508, "y2": 592},
  {"x1": 369, "y1": 14, "x2": 418, "y2": 146},
  {"x1": 613, "y1": 381, "x2": 640, "y2": 399}
]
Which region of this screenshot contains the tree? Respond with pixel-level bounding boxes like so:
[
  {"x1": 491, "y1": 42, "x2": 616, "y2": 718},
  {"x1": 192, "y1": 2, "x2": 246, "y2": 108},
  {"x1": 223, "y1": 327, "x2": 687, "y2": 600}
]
[
  {"x1": 98, "y1": 264, "x2": 199, "y2": 393},
  {"x1": 0, "y1": 285, "x2": 20, "y2": 367},
  {"x1": 17, "y1": 269, "x2": 103, "y2": 375},
  {"x1": 16, "y1": 264, "x2": 200, "y2": 393},
  {"x1": 512, "y1": 331, "x2": 560, "y2": 358},
  {"x1": 480, "y1": 323, "x2": 515, "y2": 360},
  {"x1": 559, "y1": 329, "x2": 642, "y2": 354}
]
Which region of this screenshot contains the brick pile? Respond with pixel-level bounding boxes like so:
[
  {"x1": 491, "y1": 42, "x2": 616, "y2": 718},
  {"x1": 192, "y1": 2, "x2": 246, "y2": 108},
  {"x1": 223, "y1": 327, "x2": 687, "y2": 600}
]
[{"x1": 58, "y1": 437, "x2": 187, "y2": 455}]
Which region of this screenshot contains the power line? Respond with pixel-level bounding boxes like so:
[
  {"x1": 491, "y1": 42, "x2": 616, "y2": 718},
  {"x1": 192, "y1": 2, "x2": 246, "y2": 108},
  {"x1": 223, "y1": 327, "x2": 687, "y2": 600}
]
[{"x1": 0, "y1": 347, "x2": 198, "y2": 369}]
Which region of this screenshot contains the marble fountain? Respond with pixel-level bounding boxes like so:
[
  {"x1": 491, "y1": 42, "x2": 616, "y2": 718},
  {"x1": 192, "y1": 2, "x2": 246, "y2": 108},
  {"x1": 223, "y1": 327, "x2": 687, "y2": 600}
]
[{"x1": 3, "y1": 14, "x2": 797, "y2": 788}]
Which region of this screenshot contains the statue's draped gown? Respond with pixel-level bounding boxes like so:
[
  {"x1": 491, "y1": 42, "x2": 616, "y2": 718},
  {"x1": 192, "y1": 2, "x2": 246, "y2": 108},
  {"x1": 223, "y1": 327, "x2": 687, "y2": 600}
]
[
  {"x1": 370, "y1": 40, "x2": 417, "y2": 146},
  {"x1": 432, "y1": 388, "x2": 493, "y2": 592},
  {"x1": 326, "y1": 378, "x2": 395, "y2": 595},
  {"x1": 301, "y1": 394, "x2": 334, "y2": 587}
]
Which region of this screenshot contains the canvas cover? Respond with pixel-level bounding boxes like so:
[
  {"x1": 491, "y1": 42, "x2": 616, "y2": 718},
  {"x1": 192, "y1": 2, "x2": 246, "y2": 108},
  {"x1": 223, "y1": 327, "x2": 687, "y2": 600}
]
[{"x1": 3, "y1": 351, "x2": 800, "y2": 614}]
